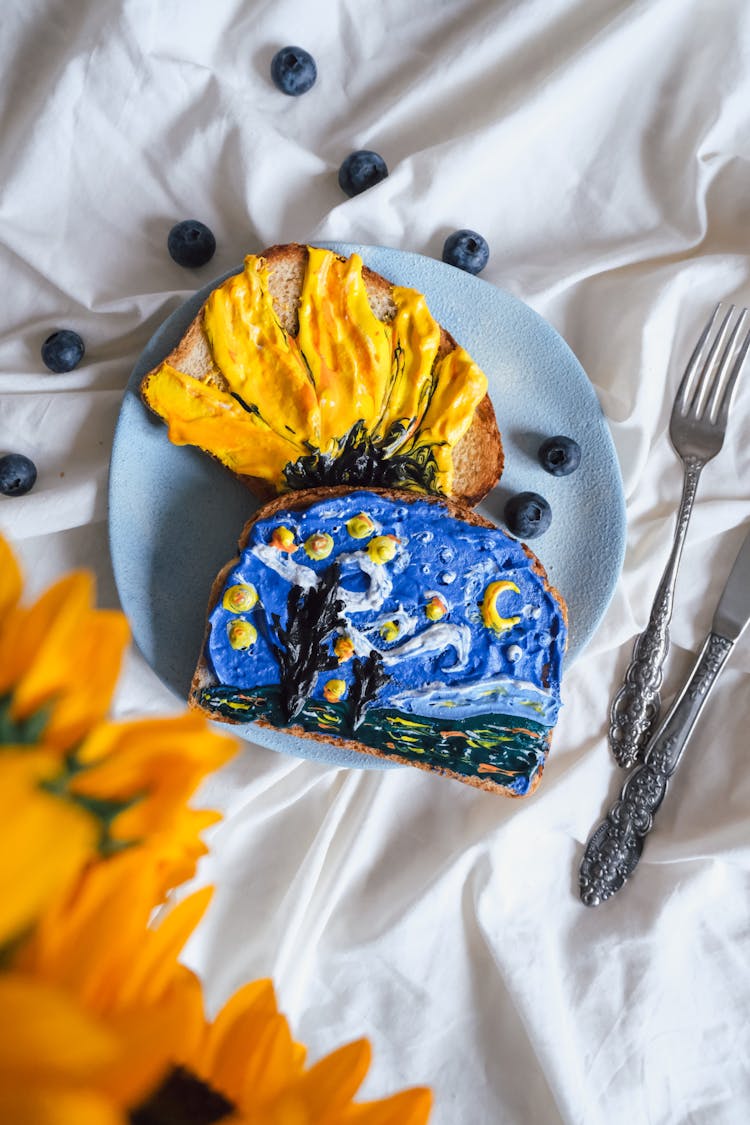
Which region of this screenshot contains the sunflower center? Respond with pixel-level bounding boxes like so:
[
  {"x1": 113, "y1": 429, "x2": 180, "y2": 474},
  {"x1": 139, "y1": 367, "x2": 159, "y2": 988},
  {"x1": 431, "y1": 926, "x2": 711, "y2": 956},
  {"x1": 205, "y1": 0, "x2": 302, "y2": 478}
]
[{"x1": 130, "y1": 1066, "x2": 235, "y2": 1125}]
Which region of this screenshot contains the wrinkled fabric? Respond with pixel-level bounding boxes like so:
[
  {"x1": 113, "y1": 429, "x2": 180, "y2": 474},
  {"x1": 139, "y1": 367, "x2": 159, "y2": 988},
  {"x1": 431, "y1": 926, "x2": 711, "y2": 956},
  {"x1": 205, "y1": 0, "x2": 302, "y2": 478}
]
[{"x1": 1, "y1": 1, "x2": 749, "y2": 1122}]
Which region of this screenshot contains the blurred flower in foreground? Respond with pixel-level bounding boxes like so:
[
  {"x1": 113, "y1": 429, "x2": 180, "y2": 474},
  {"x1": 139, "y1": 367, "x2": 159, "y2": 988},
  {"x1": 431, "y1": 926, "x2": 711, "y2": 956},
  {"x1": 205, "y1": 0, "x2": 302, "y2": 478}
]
[
  {"x1": 180, "y1": 978, "x2": 432, "y2": 1124},
  {"x1": 0, "y1": 534, "x2": 235, "y2": 944},
  {"x1": 1, "y1": 850, "x2": 209, "y2": 1122},
  {"x1": 0, "y1": 534, "x2": 432, "y2": 1124}
]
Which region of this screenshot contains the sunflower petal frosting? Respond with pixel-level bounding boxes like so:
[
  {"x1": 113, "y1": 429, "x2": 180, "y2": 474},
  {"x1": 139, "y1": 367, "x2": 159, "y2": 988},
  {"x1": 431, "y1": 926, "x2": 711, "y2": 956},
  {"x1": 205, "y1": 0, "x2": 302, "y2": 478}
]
[
  {"x1": 142, "y1": 246, "x2": 488, "y2": 496},
  {"x1": 143, "y1": 362, "x2": 306, "y2": 481},
  {"x1": 204, "y1": 254, "x2": 321, "y2": 446},
  {"x1": 296, "y1": 247, "x2": 393, "y2": 444},
  {"x1": 372, "y1": 286, "x2": 441, "y2": 450}
]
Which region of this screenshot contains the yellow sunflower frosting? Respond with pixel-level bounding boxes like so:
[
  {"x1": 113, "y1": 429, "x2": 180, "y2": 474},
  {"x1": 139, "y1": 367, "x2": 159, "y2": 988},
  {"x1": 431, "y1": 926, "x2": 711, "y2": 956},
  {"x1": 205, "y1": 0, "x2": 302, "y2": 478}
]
[{"x1": 142, "y1": 247, "x2": 488, "y2": 496}]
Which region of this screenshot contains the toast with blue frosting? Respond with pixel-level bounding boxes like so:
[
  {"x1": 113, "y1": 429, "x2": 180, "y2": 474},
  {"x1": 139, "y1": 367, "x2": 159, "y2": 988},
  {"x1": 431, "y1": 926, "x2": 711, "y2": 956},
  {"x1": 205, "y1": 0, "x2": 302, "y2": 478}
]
[{"x1": 189, "y1": 486, "x2": 568, "y2": 796}]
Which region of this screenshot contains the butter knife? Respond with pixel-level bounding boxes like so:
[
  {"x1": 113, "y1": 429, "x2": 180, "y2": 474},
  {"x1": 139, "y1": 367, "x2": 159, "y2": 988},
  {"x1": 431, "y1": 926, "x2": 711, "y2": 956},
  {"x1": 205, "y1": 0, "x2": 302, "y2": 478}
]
[{"x1": 580, "y1": 523, "x2": 750, "y2": 906}]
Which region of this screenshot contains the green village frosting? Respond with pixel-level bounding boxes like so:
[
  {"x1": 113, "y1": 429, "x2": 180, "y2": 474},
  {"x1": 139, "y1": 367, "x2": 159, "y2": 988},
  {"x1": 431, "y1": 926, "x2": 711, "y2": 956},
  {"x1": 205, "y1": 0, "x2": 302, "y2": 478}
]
[{"x1": 199, "y1": 491, "x2": 567, "y2": 795}]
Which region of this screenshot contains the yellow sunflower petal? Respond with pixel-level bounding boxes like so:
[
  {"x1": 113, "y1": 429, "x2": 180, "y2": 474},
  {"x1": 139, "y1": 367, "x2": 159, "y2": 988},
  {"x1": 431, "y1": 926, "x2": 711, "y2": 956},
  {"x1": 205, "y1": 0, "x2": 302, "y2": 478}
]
[
  {"x1": 11, "y1": 855, "x2": 208, "y2": 1106},
  {"x1": 144, "y1": 807, "x2": 222, "y2": 896},
  {"x1": 0, "y1": 533, "x2": 23, "y2": 621},
  {"x1": 17, "y1": 850, "x2": 165, "y2": 1004},
  {"x1": 0, "y1": 760, "x2": 98, "y2": 946},
  {"x1": 71, "y1": 714, "x2": 236, "y2": 842},
  {"x1": 116, "y1": 886, "x2": 213, "y2": 1008},
  {"x1": 122, "y1": 806, "x2": 222, "y2": 896},
  {"x1": 97, "y1": 967, "x2": 206, "y2": 1106},
  {"x1": 0, "y1": 1088, "x2": 125, "y2": 1125},
  {"x1": 232, "y1": 1014, "x2": 307, "y2": 1110},
  {"x1": 18, "y1": 848, "x2": 211, "y2": 1027},
  {"x1": 293, "y1": 1038, "x2": 372, "y2": 1116},
  {"x1": 190, "y1": 978, "x2": 290, "y2": 1091},
  {"x1": 0, "y1": 975, "x2": 119, "y2": 1083},
  {"x1": 0, "y1": 572, "x2": 93, "y2": 700},
  {"x1": 6, "y1": 566, "x2": 130, "y2": 752},
  {"x1": 0, "y1": 603, "x2": 26, "y2": 696},
  {"x1": 186, "y1": 987, "x2": 303, "y2": 1109},
  {"x1": 76, "y1": 712, "x2": 236, "y2": 768},
  {"x1": 108, "y1": 772, "x2": 210, "y2": 842},
  {"x1": 30, "y1": 612, "x2": 131, "y2": 751},
  {"x1": 202, "y1": 978, "x2": 280, "y2": 1054},
  {"x1": 341, "y1": 1087, "x2": 433, "y2": 1125}
]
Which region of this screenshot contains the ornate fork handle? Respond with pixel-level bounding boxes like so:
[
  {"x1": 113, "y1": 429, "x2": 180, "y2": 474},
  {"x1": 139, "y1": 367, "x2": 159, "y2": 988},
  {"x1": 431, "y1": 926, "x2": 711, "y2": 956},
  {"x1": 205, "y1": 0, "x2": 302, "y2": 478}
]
[
  {"x1": 581, "y1": 631, "x2": 734, "y2": 905},
  {"x1": 609, "y1": 458, "x2": 704, "y2": 768}
]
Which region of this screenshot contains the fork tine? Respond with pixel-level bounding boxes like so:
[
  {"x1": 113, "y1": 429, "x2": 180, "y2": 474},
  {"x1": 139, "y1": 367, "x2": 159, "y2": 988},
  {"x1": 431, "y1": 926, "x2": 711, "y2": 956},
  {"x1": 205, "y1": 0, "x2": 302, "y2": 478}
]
[
  {"x1": 686, "y1": 305, "x2": 736, "y2": 418},
  {"x1": 675, "y1": 303, "x2": 722, "y2": 413},
  {"x1": 706, "y1": 308, "x2": 748, "y2": 421},
  {"x1": 715, "y1": 319, "x2": 750, "y2": 427}
]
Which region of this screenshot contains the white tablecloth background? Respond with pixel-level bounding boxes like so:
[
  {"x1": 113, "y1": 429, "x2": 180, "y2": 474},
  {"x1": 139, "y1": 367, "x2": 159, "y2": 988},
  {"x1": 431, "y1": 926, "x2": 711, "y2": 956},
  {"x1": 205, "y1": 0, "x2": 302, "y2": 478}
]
[{"x1": 2, "y1": 1, "x2": 749, "y2": 1121}]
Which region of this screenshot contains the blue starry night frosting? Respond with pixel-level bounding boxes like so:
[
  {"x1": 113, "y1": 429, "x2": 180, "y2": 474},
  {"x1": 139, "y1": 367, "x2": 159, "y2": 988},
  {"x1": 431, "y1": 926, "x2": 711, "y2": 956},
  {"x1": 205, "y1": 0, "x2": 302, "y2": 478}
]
[{"x1": 197, "y1": 491, "x2": 567, "y2": 795}]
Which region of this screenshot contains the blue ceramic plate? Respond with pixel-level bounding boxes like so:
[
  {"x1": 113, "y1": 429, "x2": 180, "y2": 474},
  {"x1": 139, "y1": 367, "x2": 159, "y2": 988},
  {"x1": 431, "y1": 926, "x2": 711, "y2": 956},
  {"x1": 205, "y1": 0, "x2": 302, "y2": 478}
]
[{"x1": 108, "y1": 242, "x2": 625, "y2": 769}]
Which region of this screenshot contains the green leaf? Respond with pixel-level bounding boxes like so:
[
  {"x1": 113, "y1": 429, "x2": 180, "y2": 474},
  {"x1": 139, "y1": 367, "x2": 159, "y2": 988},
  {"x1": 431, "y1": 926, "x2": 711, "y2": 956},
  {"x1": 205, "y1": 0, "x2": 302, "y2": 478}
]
[{"x1": 0, "y1": 693, "x2": 51, "y2": 747}]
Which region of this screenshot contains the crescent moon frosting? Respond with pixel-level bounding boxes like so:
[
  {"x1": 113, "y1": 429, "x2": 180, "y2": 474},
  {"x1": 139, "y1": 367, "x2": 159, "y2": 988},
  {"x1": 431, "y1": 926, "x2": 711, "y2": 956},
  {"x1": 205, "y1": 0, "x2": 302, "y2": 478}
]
[{"x1": 481, "y1": 580, "x2": 522, "y2": 634}]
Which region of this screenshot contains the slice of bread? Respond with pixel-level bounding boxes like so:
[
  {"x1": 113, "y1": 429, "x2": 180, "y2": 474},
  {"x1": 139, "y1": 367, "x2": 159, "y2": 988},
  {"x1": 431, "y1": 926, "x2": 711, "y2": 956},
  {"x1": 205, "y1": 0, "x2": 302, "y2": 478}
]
[
  {"x1": 141, "y1": 244, "x2": 504, "y2": 507},
  {"x1": 189, "y1": 485, "x2": 568, "y2": 797}
]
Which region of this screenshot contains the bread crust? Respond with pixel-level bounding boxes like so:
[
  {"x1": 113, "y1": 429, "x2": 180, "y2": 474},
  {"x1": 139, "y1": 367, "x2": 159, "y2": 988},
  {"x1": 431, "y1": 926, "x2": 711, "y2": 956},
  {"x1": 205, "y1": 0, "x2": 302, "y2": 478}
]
[
  {"x1": 188, "y1": 485, "x2": 566, "y2": 796},
  {"x1": 141, "y1": 243, "x2": 504, "y2": 506}
]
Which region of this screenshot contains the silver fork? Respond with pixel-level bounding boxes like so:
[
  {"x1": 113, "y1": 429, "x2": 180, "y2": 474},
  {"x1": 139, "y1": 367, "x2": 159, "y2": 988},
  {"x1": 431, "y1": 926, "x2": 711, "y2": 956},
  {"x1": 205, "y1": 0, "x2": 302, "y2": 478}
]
[{"x1": 609, "y1": 303, "x2": 750, "y2": 769}]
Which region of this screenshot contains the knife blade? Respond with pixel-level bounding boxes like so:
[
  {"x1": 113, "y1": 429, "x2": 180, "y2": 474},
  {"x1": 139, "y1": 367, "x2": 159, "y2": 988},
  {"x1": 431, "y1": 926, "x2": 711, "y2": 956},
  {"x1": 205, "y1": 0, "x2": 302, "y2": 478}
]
[
  {"x1": 580, "y1": 522, "x2": 750, "y2": 905},
  {"x1": 711, "y1": 523, "x2": 750, "y2": 642}
]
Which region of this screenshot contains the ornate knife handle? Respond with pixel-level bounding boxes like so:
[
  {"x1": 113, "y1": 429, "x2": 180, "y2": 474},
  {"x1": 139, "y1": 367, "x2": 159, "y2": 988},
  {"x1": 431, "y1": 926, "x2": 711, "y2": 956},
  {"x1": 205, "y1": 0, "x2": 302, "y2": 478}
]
[
  {"x1": 581, "y1": 631, "x2": 734, "y2": 906},
  {"x1": 609, "y1": 460, "x2": 703, "y2": 769}
]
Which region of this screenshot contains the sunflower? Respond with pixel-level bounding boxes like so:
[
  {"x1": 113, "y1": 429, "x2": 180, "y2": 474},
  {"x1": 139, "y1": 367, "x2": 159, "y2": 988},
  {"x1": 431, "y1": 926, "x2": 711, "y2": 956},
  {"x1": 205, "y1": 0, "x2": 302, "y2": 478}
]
[
  {"x1": 0, "y1": 886, "x2": 207, "y2": 1121},
  {"x1": 0, "y1": 533, "x2": 432, "y2": 1123},
  {"x1": 6, "y1": 849, "x2": 431, "y2": 1125},
  {"x1": 0, "y1": 534, "x2": 236, "y2": 946},
  {"x1": 183, "y1": 980, "x2": 433, "y2": 1124}
]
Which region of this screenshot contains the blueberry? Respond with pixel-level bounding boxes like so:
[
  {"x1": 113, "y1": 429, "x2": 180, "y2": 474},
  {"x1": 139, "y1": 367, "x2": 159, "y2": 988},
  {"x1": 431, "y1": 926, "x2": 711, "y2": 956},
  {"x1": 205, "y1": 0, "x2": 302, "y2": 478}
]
[
  {"x1": 442, "y1": 229, "x2": 489, "y2": 275},
  {"x1": 167, "y1": 220, "x2": 216, "y2": 268},
  {"x1": 0, "y1": 453, "x2": 37, "y2": 497},
  {"x1": 271, "y1": 46, "x2": 317, "y2": 96},
  {"x1": 504, "y1": 492, "x2": 552, "y2": 539},
  {"x1": 41, "y1": 329, "x2": 84, "y2": 373},
  {"x1": 338, "y1": 150, "x2": 388, "y2": 197},
  {"x1": 538, "y1": 435, "x2": 581, "y2": 476}
]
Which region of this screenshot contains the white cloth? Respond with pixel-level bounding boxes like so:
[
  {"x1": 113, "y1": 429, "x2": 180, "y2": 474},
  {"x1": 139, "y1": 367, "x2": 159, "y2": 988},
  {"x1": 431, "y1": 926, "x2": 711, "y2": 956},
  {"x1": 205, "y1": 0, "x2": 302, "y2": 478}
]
[{"x1": 2, "y1": 1, "x2": 749, "y2": 1121}]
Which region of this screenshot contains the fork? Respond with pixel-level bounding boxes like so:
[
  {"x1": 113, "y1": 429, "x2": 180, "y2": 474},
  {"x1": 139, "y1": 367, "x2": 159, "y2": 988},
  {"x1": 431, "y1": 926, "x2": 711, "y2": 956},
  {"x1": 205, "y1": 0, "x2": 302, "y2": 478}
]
[{"x1": 609, "y1": 303, "x2": 750, "y2": 769}]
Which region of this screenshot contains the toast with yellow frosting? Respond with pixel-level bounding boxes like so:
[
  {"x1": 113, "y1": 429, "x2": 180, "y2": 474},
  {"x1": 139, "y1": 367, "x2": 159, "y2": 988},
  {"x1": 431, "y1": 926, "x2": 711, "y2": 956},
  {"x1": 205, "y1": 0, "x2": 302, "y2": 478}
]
[
  {"x1": 189, "y1": 485, "x2": 568, "y2": 797},
  {"x1": 141, "y1": 244, "x2": 503, "y2": 506}
]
